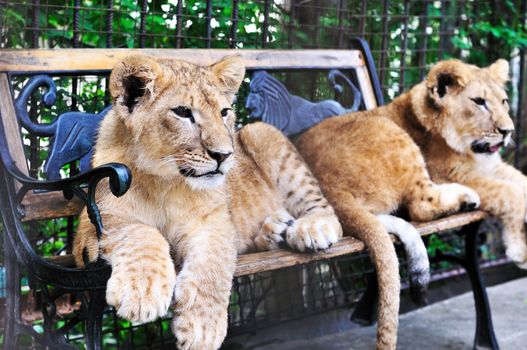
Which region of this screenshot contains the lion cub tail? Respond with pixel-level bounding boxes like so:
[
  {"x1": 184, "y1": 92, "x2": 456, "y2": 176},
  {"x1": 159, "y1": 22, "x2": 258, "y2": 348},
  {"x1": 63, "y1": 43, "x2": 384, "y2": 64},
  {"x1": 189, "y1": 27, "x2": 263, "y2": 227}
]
[
  {"x1": 326, "y1": 191, "x2": 400, "y2": 350},
  {"x1": 376, "y1": 214, "x2": 430, "y2": 305}
]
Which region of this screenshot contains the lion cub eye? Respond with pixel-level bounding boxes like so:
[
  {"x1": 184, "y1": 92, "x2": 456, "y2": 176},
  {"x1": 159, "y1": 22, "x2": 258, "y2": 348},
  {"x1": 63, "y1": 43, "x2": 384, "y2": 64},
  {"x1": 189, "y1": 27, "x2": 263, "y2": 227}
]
[
  {"x1": 221, "y1": 108, "x2": 232, "y2": 118},
  {"x1": 172, "y1": 106, "x2": 195, "y2": 123},
  {"x1": 471, "y1": 97, "x2": 486, "y2": 106}
]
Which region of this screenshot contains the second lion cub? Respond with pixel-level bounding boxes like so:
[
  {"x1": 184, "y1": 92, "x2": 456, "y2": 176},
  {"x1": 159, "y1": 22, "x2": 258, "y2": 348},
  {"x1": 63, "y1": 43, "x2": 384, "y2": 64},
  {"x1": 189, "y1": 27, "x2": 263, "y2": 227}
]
[{"x1": 296, "y1": 79, "x2": 480, "y2": 350}]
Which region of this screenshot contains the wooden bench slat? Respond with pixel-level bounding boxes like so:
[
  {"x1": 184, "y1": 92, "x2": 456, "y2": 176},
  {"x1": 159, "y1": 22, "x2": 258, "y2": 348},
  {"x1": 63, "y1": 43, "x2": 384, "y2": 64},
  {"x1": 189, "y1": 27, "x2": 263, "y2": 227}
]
[
  {"x1": 44, "y1": 210, "x2": 488, "y2": 277},
  {"x1": 235, "y1": 236, "x2": 365, "y2": 276},
  {"x1": 235, "y1": 210, "x2": 488, "y2": 276},
  {"x1": 21, "y1": 191, "x2": 85, "y2": 221},
  {"x1": 0, "y1": 73, "x2": 29, "y2": 181},
  {"x1": 0, "y1": 49, "x2": 364, "y2": 73},
  {"x1": 412, "y1": 210, "x2": 488, "y2": 235}
]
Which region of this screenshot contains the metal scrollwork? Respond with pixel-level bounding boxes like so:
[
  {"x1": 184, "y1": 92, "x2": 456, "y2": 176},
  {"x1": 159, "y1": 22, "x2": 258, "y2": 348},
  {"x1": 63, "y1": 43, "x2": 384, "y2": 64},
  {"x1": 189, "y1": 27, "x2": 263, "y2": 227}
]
[
  {"x1": 15, "y1": 75, "x2": 111, "y2": 180},
  {"x1": 62, "y1": 162, "x2": 132, "y2": 239},
  {"x1": 4, "y1": 76, "x2": 132, "y2": 237},
  {"x1": 2, "y1": 73, "x2": 131, "y2": 350},
  {"x1": 327, "y1": 69, "x2": 362, "y2": 112},
  {"x1": 245, "y1": 69, "x2": 363, "y2": 136}
]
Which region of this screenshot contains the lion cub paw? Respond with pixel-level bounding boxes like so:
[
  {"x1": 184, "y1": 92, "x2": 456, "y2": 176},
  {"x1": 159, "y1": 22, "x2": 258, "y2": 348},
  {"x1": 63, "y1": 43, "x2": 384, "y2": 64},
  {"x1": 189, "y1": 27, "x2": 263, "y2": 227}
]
[
  {"x1": 72, "y1": 230, "x2": 100, "y2": 268},
  {"x1": 172, "y1": 273, "x2": 228, "y2": 350},
  {"x1": 106, "y1": 264, "x2": 176, "y2": 323},
  {"x1": 286, "y1": 214, "x2": 342, "y2": 252},
  {"x1": 437, "y1": 183, "x2": 481, "y2": 212},
  {"x1": 507, "y1": 245, "x2": 527, "y2": 270},
  {"x1": 254, "y1": 209, "x2": 295, "y2": 251}
]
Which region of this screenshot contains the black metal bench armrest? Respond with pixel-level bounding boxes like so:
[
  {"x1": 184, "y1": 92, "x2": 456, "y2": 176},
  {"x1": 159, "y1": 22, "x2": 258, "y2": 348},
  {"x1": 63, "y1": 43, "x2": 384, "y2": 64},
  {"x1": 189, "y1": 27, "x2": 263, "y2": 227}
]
[
  {"x1": 11, "y1": 162, "x2": 132, "y2": 238},
  {"x1": 0, "y1": 158, "x2": 130, "y2": 288}
]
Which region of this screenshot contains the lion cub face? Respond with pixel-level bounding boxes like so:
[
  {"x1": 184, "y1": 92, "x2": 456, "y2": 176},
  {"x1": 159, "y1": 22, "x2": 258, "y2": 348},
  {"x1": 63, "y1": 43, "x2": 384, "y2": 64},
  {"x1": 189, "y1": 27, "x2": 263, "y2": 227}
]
[
  {"x1": 424, "y1": 59, "x2": 514, "y2": 155},
  {"x1": 109, "y1": 54, "x2": 245, "y2": 189}
]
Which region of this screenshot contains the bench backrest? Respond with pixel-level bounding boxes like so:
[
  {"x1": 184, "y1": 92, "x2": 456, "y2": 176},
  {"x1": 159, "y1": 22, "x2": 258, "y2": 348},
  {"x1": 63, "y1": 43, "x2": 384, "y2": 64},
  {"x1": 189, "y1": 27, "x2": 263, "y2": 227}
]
[{"x1": 0, "y1": 41, "x2": 381, "y2": 223}]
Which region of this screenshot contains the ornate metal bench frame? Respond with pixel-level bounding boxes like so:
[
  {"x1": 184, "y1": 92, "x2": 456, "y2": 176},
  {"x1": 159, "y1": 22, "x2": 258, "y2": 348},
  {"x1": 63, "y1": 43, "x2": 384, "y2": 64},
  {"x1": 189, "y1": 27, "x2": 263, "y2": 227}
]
[{"x1": 0, "y1": 39, "x2": 498, "y2": 349}]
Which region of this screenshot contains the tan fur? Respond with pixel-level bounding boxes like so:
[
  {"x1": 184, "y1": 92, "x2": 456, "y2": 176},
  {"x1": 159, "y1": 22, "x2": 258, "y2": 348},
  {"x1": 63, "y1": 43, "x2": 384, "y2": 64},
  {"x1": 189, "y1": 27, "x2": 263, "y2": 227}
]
[
  {"x1": 296, "y1": 83, "x2": 481, "y2": 350},
  {"x1": 381, "y1": 59, "x2": 527, "y2": 268},
  {"x1": 72, "y1": 55, "x2": 341, "y2": 350}
]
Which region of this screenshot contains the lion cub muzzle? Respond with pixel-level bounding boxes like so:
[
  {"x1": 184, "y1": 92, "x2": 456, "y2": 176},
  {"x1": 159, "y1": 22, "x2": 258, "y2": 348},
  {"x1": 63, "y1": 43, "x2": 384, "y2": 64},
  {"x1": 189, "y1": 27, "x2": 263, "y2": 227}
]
[{"x1": 471, "y1": 127, "x2": 514, "y2": 154}]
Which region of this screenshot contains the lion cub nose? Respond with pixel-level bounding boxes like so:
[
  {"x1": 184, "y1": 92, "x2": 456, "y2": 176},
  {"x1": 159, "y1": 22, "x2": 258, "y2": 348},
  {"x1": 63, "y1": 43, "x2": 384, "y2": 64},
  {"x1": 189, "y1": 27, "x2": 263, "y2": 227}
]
[
  {"x1": 498, "y1": 128, "x2": 513, "y2": 137},
  {"x1": 207, "y1": 149, "x2": 232, "y2": 165}
]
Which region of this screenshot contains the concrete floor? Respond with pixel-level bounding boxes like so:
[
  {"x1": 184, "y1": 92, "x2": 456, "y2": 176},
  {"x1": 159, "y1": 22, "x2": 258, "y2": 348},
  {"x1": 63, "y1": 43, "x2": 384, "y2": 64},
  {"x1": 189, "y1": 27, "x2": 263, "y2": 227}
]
[{"x1": 258, "y1": 277, "x2": 527, "y2": 350}]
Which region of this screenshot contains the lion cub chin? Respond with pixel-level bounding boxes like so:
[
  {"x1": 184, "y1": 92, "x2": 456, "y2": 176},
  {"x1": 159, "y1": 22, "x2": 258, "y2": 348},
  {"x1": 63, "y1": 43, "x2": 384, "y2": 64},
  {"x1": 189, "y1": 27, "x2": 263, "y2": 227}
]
[{"x1": 73, "y1": 54, "x2": 342, "y2": 350}]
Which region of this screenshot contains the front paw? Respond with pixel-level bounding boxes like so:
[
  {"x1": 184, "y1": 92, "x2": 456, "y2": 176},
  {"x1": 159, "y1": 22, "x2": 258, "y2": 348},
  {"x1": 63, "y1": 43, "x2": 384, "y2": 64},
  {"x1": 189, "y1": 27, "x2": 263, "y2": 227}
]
[
  {"x1": 286, "y1": 214, "x2": 342, "y2": 252},
  {"x1": 507, "y1": 245, "x2": 527, "y2": 269},
  {"x1": 254, "y1": 209, "x2": 295, "y2": 251},
  {"x1": 106, "y1": 264, "x2": 176, "y2": 323},
  {"x1": 172, "y1": 274, "x2": 228, "y2": 350},
  {"x1": 72, "y1": 230, "x2": 100, "y2": 268},
  {"x1": 438, "y1": 183, "x2": 481, "y2": 212}
]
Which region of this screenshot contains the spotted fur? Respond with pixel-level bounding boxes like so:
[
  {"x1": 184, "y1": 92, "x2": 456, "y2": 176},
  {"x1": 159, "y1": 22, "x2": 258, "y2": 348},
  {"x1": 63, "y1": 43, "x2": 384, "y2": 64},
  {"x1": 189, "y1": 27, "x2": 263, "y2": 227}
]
[{"x1": 72, "y1": 54, "x2": 341, "y2": 350}]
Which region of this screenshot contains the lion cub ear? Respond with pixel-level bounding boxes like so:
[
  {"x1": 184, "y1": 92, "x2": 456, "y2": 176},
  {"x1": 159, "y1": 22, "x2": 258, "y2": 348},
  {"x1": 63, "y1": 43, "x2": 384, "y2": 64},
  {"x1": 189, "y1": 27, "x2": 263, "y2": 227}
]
[
  {"x1": 110, "y1": 54, "x2": 165, "y2": 113},
  {"x1": 426, "y1": 60, "x2": 468, "y2": 103},
  {"x1": 211, "y1": 55, "x2": 245, "y2": 96},
  {"x1": 487, "y1": 59, "x2": 509, "y2": 85}
]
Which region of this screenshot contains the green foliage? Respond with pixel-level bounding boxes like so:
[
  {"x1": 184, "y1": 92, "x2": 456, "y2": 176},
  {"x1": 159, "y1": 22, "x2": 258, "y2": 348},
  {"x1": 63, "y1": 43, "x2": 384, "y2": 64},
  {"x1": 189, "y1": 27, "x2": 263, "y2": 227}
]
[
  {"x1": 1, "y1": 7, "x2": 27, "y2": 47},
  {"x1": 1, "y1": 0, "x2": 271, "y2": 49},
  {"x1": 450, "y1": 0, "x2": 527, "y2": 66}
]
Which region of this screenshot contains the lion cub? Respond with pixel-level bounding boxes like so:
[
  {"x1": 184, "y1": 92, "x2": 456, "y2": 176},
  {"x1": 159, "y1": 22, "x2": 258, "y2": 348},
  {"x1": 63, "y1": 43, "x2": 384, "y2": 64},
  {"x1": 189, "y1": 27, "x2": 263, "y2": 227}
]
[
  {"x1": 296, "y1": 80, "x2": 480, "y2": 350},
  {"x1": 380, "y1": 59, "x2": 527, "y2": 268},
  {"x1": 72, "y1": 55, "x2": 341, "y2": 350}
]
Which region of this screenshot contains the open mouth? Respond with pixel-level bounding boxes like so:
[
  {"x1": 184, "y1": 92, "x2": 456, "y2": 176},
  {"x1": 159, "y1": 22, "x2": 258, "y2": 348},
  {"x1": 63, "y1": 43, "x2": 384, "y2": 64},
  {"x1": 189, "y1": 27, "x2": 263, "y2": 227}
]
[
  {"x1": 488, "y1": 143, "x2": 503, "y2": 153},
  {"x1": 471, "y1": 141, "x2": 503, "y2": 154},
  {"x1": 179, "y1": 168, "x2": 223, "y2": 178}
]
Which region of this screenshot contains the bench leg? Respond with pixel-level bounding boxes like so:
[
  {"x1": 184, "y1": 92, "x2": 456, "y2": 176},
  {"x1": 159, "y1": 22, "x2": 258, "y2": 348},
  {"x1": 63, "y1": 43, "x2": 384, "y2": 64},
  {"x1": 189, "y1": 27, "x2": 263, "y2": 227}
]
[
  {"x1": 85, "y1": 290, "x2": 106, "y2": 350},
  {"x1": 3, "y1": 237, "x2": 20, "y2": 350},
  {"x1": 463, "y1": 222, "x2": 500, "y2": 350},
  {"x1": 350, "y1": 271, "x2": 378, "y2": 325}
]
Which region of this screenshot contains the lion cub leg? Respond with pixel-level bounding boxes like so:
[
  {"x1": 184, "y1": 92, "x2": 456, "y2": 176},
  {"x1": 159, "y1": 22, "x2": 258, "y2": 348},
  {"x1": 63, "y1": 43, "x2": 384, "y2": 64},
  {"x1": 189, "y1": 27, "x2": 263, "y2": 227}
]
[
  {"x1": 98, "y1": 224, "x2": 176, "y2": 323},
  {"x1": 496, "y1": 162, "x2": 527, "y2": 213},
  {"x1": 464, "y1": 177, "x2": 527, "y2": 268},
  {"x1": 171, "y1": 220, "x2": 237, "y2": 350},
  {"x1": 240, "y1": 122, "x2": 343, "y2": 253},
  {"x1": 406, "y1": 176, "x2": 480, "y2": 222},
  {"x1": 273, "y1": 147, "x2": 343, "y2": 252}
]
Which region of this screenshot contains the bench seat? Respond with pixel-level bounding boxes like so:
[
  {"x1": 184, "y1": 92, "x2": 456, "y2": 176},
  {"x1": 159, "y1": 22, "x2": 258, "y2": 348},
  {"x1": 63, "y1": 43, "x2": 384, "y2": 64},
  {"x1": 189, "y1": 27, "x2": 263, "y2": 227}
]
[{"x1": 44, "y1": 210, "x2": 488, "y2": 276}]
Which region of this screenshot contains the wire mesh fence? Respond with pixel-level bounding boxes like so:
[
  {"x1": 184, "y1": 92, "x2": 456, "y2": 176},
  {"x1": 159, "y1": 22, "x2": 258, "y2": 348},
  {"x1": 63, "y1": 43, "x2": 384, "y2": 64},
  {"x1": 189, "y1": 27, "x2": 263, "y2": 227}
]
[
  {"x1": 1, "y1": 0, "x2": 526, "y2": 348},
  {"x1": 2, "y1": 0, "x2": 527, "y2": 161}
]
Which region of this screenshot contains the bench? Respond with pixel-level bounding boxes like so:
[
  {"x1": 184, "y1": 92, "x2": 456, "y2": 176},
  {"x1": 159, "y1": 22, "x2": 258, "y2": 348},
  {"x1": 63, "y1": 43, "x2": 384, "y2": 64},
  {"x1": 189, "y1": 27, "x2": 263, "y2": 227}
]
[{"x1": 0, "y1": 39, "x2": 498, "y2": 349}]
